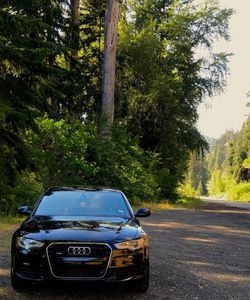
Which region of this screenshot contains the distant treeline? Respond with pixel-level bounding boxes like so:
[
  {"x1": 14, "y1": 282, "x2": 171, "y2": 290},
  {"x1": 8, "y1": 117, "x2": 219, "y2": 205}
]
[{"x1": 183, "y1": 115, "x2": 250, "y2": 202}]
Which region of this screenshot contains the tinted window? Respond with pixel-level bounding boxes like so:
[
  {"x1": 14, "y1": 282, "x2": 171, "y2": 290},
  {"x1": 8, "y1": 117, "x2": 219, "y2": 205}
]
[{"x1": 34, "y1": 191, "x2": 130, "y2": 218}]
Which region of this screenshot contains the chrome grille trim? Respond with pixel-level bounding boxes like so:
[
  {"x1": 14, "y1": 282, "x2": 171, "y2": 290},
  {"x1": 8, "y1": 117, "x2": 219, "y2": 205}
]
[{"x1": 46, "y1": 242, "x2": 112, "y2": 279}]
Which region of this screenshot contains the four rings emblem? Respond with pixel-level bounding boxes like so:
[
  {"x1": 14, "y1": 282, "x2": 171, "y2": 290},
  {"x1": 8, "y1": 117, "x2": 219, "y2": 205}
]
[{"x1": 67, "y1": 246, "x2": 91, "y2": 256}]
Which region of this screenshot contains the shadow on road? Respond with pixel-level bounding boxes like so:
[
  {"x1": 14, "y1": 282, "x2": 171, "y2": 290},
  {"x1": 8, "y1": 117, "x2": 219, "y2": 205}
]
[{"x1": 142, "y1": 207, "x2": 250, "y2": 299}]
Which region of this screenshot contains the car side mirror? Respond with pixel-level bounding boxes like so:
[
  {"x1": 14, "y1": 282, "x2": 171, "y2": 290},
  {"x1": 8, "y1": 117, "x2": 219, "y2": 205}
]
[
  {"x1": 135, "y1": 208, "x2": 151, "y2": 218},
  {"x1": 17, "y1": 206, "x2": 31, "y2": 216}
]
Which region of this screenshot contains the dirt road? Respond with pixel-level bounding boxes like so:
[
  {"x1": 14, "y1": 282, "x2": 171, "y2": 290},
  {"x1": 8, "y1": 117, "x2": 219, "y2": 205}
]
[
  {"x1": 0, "y1": 205, "x2": 250, "y2": 299},
  {"x1": 201, "y1": 197, "x2": 250, "y2": 210}
]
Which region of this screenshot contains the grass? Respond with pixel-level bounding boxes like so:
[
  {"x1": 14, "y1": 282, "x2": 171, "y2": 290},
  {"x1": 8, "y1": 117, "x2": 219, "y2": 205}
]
[
  {"x1": 134, "y1": 197, "x2": 205, "y2": 212},
  {"x1": 0, "y1": 216, "x2": 25, "y2": 231},
  {"x1": 135, "y1": 202, "x2": 175, "y2": 211},
  {"x1": 175, "y1": 197, "x2": 204, "y2": 208}
]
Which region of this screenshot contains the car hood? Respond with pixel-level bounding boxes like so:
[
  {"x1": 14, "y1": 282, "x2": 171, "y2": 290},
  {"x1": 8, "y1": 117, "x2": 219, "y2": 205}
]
[{"x1": 20, "y1": 216, "x2": 140, "y2": 244}]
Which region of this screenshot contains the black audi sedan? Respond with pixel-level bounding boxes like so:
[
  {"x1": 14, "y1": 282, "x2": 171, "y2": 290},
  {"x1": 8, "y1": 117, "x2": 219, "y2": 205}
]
[{"x1": 11, "y1": 187, "x2": 150, "y2": 292}]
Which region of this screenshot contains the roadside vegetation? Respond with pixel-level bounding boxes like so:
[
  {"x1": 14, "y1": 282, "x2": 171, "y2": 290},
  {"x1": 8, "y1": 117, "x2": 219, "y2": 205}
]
[
  {"x1": 0, "y1": 216, "x2": 24, "y2": 231},
  {"x1": 0, "y1": 0, "x2": 233, "y2": 215},
  {"x1": 139, "y1": 198, "x2": 204, "y2": 212},
  {"x1": 182, "y1": 115, "x2": 250, "y2": 202}
]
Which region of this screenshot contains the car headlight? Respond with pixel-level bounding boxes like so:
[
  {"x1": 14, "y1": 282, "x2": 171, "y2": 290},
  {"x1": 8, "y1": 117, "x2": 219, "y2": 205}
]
[
  {"x1": 16, "y1": 237, "x2": 45, "y2": 250},
  {"x1": 115, "y1": 238, "x2": 145, "y2": 251}
]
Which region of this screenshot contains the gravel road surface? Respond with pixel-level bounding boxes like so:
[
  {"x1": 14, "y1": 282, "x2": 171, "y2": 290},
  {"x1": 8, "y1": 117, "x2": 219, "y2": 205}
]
[
  {"x1": 201, "y1": 197, "x2": 250, "y2": 210},
  {"x1": 0, "y1": 204, "x2": 249, "y2": 299}
]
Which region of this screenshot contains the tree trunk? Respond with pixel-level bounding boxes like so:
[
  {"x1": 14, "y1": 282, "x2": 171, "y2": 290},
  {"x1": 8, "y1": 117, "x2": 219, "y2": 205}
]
[
  {"x1": 67, "y1": 0, "x2": 80, "y2": 115},
  {"x1": 71, "y1": 0, "x2": 80, "y2": 59},
  {"x1": 100, "y1": 0, "x2": 120, "y2": 137}
]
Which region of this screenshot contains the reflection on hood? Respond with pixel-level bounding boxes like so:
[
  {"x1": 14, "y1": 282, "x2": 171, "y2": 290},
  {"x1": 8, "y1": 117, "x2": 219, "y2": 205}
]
[{"x1": 22, "y1": 216, "x2": 131, "y2": 233}]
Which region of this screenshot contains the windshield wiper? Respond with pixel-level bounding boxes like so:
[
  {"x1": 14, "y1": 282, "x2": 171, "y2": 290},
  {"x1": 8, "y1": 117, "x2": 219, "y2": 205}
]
[{"x1": 117, "y1": 218, "x2": 131, "y2": 232}]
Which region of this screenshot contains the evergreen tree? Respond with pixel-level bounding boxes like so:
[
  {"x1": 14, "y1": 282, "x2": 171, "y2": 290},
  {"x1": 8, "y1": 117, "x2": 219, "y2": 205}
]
[
  {"x1": 117, "y1": 0, "x2": 232, "y2": 198},
  {"x1": 0, "y1": 0, "x2": 68, "y2": 192}
]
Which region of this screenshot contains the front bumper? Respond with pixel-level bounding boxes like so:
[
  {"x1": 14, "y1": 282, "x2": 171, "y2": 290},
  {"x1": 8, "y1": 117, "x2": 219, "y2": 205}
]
[{"x1": 12, "y1": 244, "x2": 148, "y2": 283}]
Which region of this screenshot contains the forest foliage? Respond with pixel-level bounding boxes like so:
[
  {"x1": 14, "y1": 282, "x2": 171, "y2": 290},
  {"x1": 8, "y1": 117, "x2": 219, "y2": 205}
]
[
  {"x1": 0, "y1": 0, "x2": 233, "y2": 214},
  {"x1": 184, "y1": 114, "x2": 250, "y2": 202}
]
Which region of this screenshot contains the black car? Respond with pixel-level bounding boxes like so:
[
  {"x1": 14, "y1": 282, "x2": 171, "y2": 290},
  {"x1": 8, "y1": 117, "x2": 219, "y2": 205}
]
[{"x1": 11, "y1": 187, "x2": 150, "y2": 292}]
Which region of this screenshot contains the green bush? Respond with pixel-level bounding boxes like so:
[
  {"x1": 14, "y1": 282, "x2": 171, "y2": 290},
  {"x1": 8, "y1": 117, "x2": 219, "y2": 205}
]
[
  {"x1": 227, "y1": 182, "x2": 250, "y2": 202},
  {"x1": 12, "y1": 172, "x2": 44, "y2": 209},
  {"x1": 0, "y1": 172, "x2": 44, "y2": 215},
  {"x1": 177, "y1": 181, "x2": 197, "y2": 198},
  {"x1": 22, "y1": 116, "x2": 161, "y2": 206}
]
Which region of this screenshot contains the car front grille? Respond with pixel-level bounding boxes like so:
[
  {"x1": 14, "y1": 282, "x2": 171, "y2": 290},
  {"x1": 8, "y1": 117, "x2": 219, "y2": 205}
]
[{"x1": 46, "y1": 243, "x2": 112, "y2": 279}]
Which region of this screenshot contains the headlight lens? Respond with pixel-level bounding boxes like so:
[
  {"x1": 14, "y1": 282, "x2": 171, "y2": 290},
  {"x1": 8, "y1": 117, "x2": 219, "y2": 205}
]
[
  {"x1": 16, "y1": 237, "x2": 45, "y2": 250},
  {"x1": 115, "y1": 238, "x2": 145, "y2": 251}
]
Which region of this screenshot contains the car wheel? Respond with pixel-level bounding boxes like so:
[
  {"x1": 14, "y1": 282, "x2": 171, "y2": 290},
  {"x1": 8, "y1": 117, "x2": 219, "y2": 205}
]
[
  {"x1": 132, "y1": 261, "x2": 149, "y2": 293},
  {"x1": 11, "y1": 271, "x2": 29, "y2": 291}
]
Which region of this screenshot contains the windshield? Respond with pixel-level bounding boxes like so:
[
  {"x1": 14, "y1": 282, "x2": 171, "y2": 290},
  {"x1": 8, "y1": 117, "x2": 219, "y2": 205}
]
[{"x1": 34, "y1": 190, "x2": 131, "y2": 218}]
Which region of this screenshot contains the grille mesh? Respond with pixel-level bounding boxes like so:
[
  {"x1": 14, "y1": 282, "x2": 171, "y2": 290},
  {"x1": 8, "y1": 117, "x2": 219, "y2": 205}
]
[{"x1": 47, "y1": 243, "x2": 111, "y2": 278}]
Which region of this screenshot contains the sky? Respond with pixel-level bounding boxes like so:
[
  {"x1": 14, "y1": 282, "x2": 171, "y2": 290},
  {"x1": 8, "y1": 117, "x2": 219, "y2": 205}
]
[{"x1": 197, "y1": 0, "x2": 250, "y2": 139}]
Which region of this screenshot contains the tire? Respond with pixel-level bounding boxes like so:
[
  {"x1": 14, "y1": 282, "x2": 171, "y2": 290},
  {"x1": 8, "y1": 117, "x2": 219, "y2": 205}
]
[
  {"x1": 132, "y1": 261, "x2": 149, "y2": 293},
  {"x1": 11, "y1": 271, "x2": 29, "y2": 291}
]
